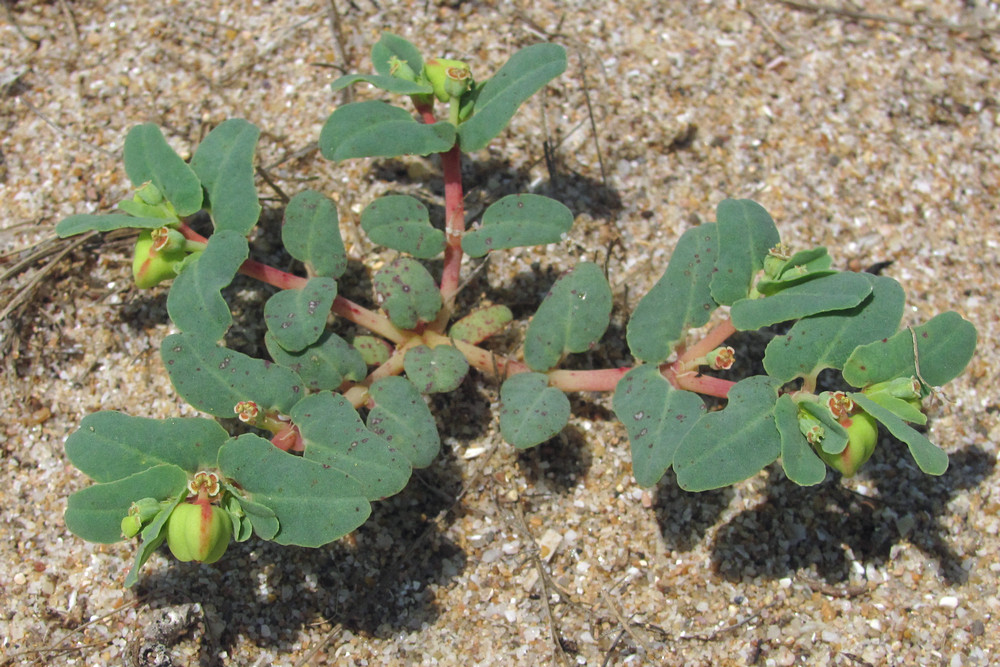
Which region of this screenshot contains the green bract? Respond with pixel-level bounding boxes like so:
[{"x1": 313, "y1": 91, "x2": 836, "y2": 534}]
[{"x1": 55, "y1": 32, "x2": 977, "y2": 587}]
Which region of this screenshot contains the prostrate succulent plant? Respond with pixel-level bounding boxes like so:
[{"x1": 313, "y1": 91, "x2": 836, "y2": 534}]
[{"x1": 55, "y1": 32, "x2": 977, "y2": 585}]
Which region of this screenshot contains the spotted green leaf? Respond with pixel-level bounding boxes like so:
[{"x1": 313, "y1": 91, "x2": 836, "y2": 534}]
[
  {"x1": 674, "y1": 376, "x2": 782, "y2": 491},
  {"x1": 282, "y1": 190, "x2": 348, "y2": 279},
  {"x1": 763, "y1": 274, "x2": 905, "y2": 383},
  {"x1": 612, "y1": 365, "x2": 705, "y2": 487},
  {"x1": 366, "y1": 376, "x2": 442, "y2": 468},
  {"x1": 291, "y1": 392, "x2": 412, "y2": 501},
  {"x1": 449, "y1": 304, "x2": 513, "y2": 344},
  {"x1": 730, "y1": 272, "x2": 873, "y2": 331},
  {"x1": 843, "y1": 311, "x2": 977, "y2": 388},
  {"x1": 373, "y1": 257, "x2": 442, "y2": 329},
  {"x1": 404, "y1": 344, "x2": 469, "y2": 393},
  {"x1": 524, "y1": 262, "x2": 612, "y2": 372},
  {"x1": 167, "y1": 229, "x2": 249, "y2": 342},
  {"x1": 218, "y1": 434, "x2": 372, "y2": 547},
  {"x1": 627, "y1": 223, "x2": 718, "y2": 364},
  {"x1": 499, "y1": 372, "x2": 570, "y2": 449},
  {"x1": 189, "y1": 119, "x2": 261, "y2": 235},
  {"x1": 265, "y1": 330, "x2": 367, "y2": 392},
  {"x1": 461, "y1": 194, "x2": 573, "y2": 258},
  {"x1": 361, "y1": 195, "x2": 445, "y2": 258},
  {"x1": 263, "y1": 277, "x2": 338, "y2": 352},
  {"x1": 161, "y1": 332, "x2": 305, "y2": 418}
]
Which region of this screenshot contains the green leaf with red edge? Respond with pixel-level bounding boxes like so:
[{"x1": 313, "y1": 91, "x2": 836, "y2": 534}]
[
  {"x1": 403, "y1": 344, "x2": 469, "y2": 393},
  {"x1": 218, "y1": 434, "x2": 373, "y2": 547},
  {"x1": 366, "y1": 376, "x2": 441, "y2": 468},
  {"x1": 499, "y1": 372, "x2": 570, "y2": 449},
  {"x1": 612, "y1": 365, "x2": 705, "y2": 487},
  {"x1": 449, "y1": 305, "x2": 513, "y2": 344},
  {"x1": 523, "y1": 262, "x2": 612, "y2": 372},
  {"x1": 263, "y1": 277, "x2": 338, "y2": 352},
  {"x1": 123, "y1": 124, "x2": 203, "y2": 216},
  {"x1": 361, "y1": 195, "x2": 445, "y2": 259}
]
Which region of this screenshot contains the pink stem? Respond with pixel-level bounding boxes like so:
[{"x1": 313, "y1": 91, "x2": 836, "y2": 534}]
[
  {"x1": 436, "y1": 143, "x2": 465, "y2": 324},
  {"x1": 677, "y1": 318, "x2": 738, "y2": 366}
]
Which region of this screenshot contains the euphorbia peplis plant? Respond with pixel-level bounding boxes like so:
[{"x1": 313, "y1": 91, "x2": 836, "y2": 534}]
[{"x1": 56, "y1": 33, "x2": 977, "y2": 586}]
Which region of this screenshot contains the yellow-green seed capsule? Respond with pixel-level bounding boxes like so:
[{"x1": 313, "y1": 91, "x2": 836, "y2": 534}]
[{"x1": 166, "y1": 502, "x2": 232, "y2": 564}]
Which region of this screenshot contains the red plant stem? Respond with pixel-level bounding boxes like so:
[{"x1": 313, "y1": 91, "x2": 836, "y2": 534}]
[
  {"x1": 677, "y1": 317, "x2": 738, "y2": 366},
  {"x1": 176, "y1": 222, "x2": 407, "y2": 343},
  {"x1": 436, "y1": 143, "x2": 465, "y2": 323}
]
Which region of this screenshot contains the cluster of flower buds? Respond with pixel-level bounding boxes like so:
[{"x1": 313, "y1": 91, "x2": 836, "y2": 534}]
[
  {"x1": 120, "y1": 497, "x2": 169, "y2": 539},
  {"x1": 385, "y1": 53, "x2": 474, "y2": 117},
  {"x1": 688, "y1": 346, "x2": 736, "y2": 371},
  {"x1": 126, "y1": 183, "x2": 205, "y2": 288},
  {"x1": 797, "y1": 394, "x2": 879, "y2": 477}
]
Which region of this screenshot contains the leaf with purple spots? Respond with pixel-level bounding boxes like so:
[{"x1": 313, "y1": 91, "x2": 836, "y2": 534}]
[{"x1": 264, "y1": 277, "x2": 338, "y2": 352}]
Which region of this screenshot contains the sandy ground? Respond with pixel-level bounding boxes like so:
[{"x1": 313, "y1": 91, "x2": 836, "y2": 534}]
[{"x1": 2, "y1": 1, "x2": 1000, "y2": 665}]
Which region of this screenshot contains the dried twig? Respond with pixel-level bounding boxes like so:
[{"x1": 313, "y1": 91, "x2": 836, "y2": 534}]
[{"x1": 770, "y1": 0, "x2": 997, "y2": 36}]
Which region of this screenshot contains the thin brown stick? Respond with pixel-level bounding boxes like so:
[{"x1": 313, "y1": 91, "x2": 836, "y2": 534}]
[
  {"x1": 599, "y1": 589, "x2": 651, "y2": 658},
  {"x1": 770, "y1": 0, "x2": 997, "y2": 35}
]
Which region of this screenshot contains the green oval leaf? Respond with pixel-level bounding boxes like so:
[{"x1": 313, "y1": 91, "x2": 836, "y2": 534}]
[
  {"x1": 372, "y1": 257, "x2": 442, "y2": 329},
  {"x1": 361, "y1": 195, "x2": 445, "y2": 258},
  {"x1": 189, "y1": 119, "x2": 261, "y2": 235},
  {"x1": 166, "y1": 229, "x2": 249, "y2": 342},
  {"x1": 843, "y1": 311, "x2": 977, "y2": 388},
  {"x1": 773, "y1": 395, "x2": 827, "y2": 486},
  {"x1": 612, "y1": 365, "x2": 706, "y2": 487},
  {"x1": 457, "y1": 43, "x2": 567, "y2": 152},
  {"x1": 673, "y1": 376, "x2": 782, "y2": 491},
  {"x1": 403, "y1": 344, "x2": 469, "y2": 393},
  {"x1": 65, "y1": 465, "x2": 188, "y2": 544},
  {"x1": 730, "y1": 272, "x2": 873, "y2": 331},
  {"x1": 366, "y1": 376, "x2": 442, "y2": 468},
  {"x1": 449, "y1": 304, "x2": 513, "y2": 344},
  {"x1": 161, "y1": 332, "x2": 305, "y2": 417},
  {"x1": 320, "y1": 101, "x2": 456, "y2": 161},
  {"x1": 372, "y1": 32, "x2": 425, "y2": 77},
  {"x1": 850, "y1": 393, "x2": 948, "y2": 475},
  {"x1": 627, "y1": 223, "x2": 718, "y2": 364},
  {"x1": 282, "y1": 190, "x2": 348, "y2": 279},
  {"x1": 66, "y1": 411, "x2": 230, "y2": 482},
  {"x1": 123, "y1": 124, "x2": 203, "y2": 216},
  {"x1": 756, "y1": 247, "x2": 834, "y2": 295},
  {"x1": 353, "y1": 335, "x2": 393, "y2": 366},
  {"x1": 263, "y1": 277, "x2": 338, "y2": 352},
  {"x1": 291, "y1": 392, "x2": 412, "y2": 500},
  {"x1": 499, "y1": 372, "x2": 570, "y2": 449},
  {"x1": 218, "y1": 434, "x2": 372, "y2": 547},
  {"x1": 524, "y1": 262, "x2": 613, "y2": 372},
  {"x1": 461, "y1": 194, "x2": 573, "y2": 258},
  {"x1": 265, "y1": 330, "x2": 367, "y2": 392},
  {"x1": 56, "y1": 214, "x2": 170, "y2": 237},
  {"x1": 763, "y1": 274, "x2": 905, "y2": 383},
  {"x1": 710, "y1": 199, "x2": 780, "y2": 306}
]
